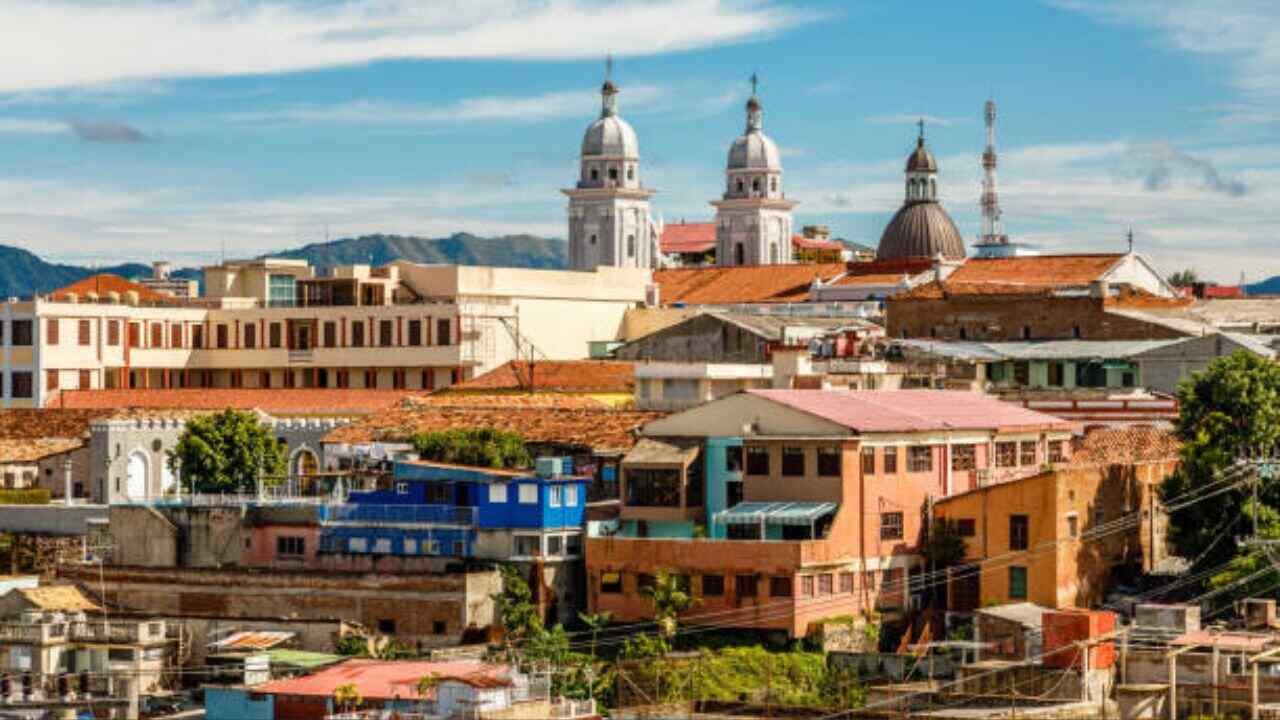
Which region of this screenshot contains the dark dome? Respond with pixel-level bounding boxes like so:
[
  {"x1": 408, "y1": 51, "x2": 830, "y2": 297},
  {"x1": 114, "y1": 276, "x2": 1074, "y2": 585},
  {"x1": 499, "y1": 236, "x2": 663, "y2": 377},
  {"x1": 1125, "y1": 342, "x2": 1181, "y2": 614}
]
[
  {"x1": 905, "y1": 137, "x2": 937, "y2": 173},
  {"x1": 876, "y1": 201, "x2": 966, "y2": 261}
]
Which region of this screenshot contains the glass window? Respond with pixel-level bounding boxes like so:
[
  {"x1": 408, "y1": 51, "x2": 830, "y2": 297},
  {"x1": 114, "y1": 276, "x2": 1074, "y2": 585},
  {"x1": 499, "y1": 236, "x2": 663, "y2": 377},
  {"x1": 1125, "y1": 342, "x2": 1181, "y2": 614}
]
[
  {"x1": 725, "y1": 445, "x2": 743, "y2": 473},
  {"x1": 883, "y1": 447, "x2": 898, "y2": 474},
  {"x1": 770, "y1": 576, "x2": 793, "y2": 598},
  {"x1": 191, "y1": 325, "x2": 203, "y2": 349},
  {"x1": 216, "y1": 324, "x2": 228, "y2": 349},
  {"x1": 861, "y1": 447, "x2": 876, "y2": 475},
  {"x1": 408, "y1": 319, "x2": 422, "y2": 346},
  {"x1": 10, "y1": 372, "x2": 33, "y2": 399},
  {"x1": 601, "y1": 572, "x2": 623, "y2": 593},
  {"x1": 1009, "y1": 566, "x2": 1028, "y2": 600},
  {"x1": 745, "y1": 446, "x2": 769, "y2": 475},
  {"x1": 735, "y1": 574, "x2": 758, "y2": 600},
  {"x1": 436, "y1": 318, "x2": 452, "y2": 346},
  {"x1": 514, "y1": 536, "x2": 540, "y2": 556},
  {"x1": 45, "y1": 318, "x2": 59, "y2": 345},
  {"x1": 1048, "y1": 361, "x2": 1065, "y2": 386},
  {"x1": 404, "y1": 538, "x2": 418, "y2": 554},
  {"x1": 379, "y1": 319, "x2": 394, "y2": 346},
  {"x1": 348, "y1": 537, "x2": 368, "y2": 553},
  {"x1": 372, "y1": 538, "x2": 392, "y2": 554},
  {"x1": 880, "y1": 512, "x2": 904, "y2": 540},
  {"x1": 11, "y1": 320, "x2": 32, "y2": 346},
  {"x1": 395, "y1": 482, "x2": 409, "y2": 495},
  {"x1": 996, "y1": 442, "x2": 1018, "y2": 468},
  {"x1": 781, "y1": 446, "x2": 805, "y2": 476},
  {"x1": 488, "y1": 484, "x2": 508, "y2": 503},
  {"x1": 565, "y1": 534, "x2": 582, "y2": 555},
  {"x1": 1049, "y1": 440, "x2": 1067, "y2": 464},
  {"x1": 1010, "y1": 515, "x2": 1029, "y2": 551},
  {"x1": 78, "y1": 320, "x2": 90, "y2": 346},
  {"x1": 839, "y1": 572, "x2": 855, "y2": 594},
  {"x1": 324, "y1": 321, "x2": 337, "y2": 348},
  {"x1": 549, "y1": 485, "x2": 563, "y2": 507},
  {"x1": 243, "y1": 324, "x2": 256, "y2": 348},
  {"x1": 351, "y1": 322, "x2": 364, "y2": 347},
  {"x1": 565, "y1": 485, "x2": 579, "y2": 506},
  {"x1": 818, "y1": 447, "x2": 842, "y2": 477},
  {"x1": 1020, "y1": 442, "x2": 1037, "y2": 466},
  {"x1": 276, "y1": 536, "x2": 305, "y2": 557},
  {"x1": 518, "y1": 484, "x2": 538, "y2": 504},
  {"x1": 956, "y1": 519, "x2": 976, "y2": 537},
  {"x1": 907, "y1": 446, "x2": 932, "y2": 473},
  {"x1": 546, "y1": 535, "x2": 564, "y2": 556},
  {"x1": 625, "y1": 468, "x2": 682, "y2": 507},
  {"x1": 702, "y1": 575, "x2": 725, "y2": 596},
  {"x1": 818, "y1": 573, "x2": 833, "y2": 596},
  {"x1": 267, "y1": 274, "x2": 296, "y2": 308}
]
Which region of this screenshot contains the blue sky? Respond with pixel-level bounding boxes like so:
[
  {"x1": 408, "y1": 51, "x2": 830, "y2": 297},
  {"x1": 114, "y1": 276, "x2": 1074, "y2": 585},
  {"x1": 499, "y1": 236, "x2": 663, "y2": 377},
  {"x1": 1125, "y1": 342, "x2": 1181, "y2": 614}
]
[{"x1": 0, "y1": 0, "x2": 1276, "y2": 283}]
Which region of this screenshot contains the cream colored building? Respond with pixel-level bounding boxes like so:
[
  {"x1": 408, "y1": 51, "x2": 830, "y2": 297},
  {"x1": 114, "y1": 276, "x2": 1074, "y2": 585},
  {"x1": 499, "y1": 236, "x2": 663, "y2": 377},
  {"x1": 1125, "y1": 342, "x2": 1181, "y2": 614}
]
[{"x1": 1, "y1": 259, "x2": 650, "y2": 408}]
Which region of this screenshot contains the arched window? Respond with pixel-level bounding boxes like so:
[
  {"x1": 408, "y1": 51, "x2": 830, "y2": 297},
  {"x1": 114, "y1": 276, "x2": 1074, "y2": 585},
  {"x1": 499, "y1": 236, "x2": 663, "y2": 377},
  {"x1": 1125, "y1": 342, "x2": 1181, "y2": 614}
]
[
  {"x1": 930, "y1": 179, "x2": 936, "y2": 198},
  {"x1": 734, "y1": 244, "x2": 745, "y2": 265},
  {"x1": 907, "y1": 179, "x2": 917, "y2": 198},
  {"x1": 752, "y1": 178, "x2": 760, "y2": 193},
  {"x1": 736, "y1": 179, "x2": 744, "y2": 193},
  {"x1": 1021, "y1": 325, "x2": 1032, "y2": 340},
  {"x1": 627, "y1": 166, "x2": 634, "y2": 180},
  {"x1": 608, "y1": 167, "x2": 618, "y2": 180},
  {"x1": 1072, "y1": 325, "x2": 1082, "y2": 339},
  {"x1": 590, "y1": 168, "x2": 599, "y2": 181},
  {"x1": 958, "y1": 326, "x2": 967, "y2": 340},
  {"x1": 626, "y1": 235, "x2": 636, "y2": 258}
]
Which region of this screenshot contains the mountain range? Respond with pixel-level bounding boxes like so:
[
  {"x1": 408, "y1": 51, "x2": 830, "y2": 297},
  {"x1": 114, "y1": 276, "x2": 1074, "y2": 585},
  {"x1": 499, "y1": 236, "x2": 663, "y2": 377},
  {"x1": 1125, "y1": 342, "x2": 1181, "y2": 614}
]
[{"x1": 0, "y1": 232, "x2": 566, "y2": 298}]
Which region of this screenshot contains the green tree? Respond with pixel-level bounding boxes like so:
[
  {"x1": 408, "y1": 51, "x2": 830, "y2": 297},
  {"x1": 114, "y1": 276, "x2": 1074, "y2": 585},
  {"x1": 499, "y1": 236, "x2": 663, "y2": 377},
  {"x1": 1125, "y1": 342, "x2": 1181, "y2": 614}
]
[
  {"x1": 642, "y1": 571, "x2": 696, "y2": 639},
  {"x1": 578, "y1": 611, "x2": 612, "y2": 662},
  {"x1": 1162, "y1": 352, "x2": 1280, "y2": 602},
  {"x1": 411, "y1": 428, "x2": 533, "y2": 469},
  {"x1": 415, "y1": 673, "x2": 439, "y2": 712},
  {"x1": 1168, "y1": 268, "x2": 1200, "y2": 288},
  {"x1": 166, "y1": 409, "x2": 287, "y2": 493},
  {"x1": 924, "y1": 518, "x2": 969, "y2": 607},
  {"x1": 492, "y1": 565, "x2": 542, "y2": 648}
]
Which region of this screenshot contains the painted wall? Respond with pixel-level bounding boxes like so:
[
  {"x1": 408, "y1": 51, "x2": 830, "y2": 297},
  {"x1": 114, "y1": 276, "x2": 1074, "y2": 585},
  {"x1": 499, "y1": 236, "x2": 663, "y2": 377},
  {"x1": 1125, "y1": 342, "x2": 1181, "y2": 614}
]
[
  {"x1": 205, "y1": 686, "x2": 274, "y2": 720},
  {"x1": 704, "y1": 437, "x2": 743, "y2": 539}
]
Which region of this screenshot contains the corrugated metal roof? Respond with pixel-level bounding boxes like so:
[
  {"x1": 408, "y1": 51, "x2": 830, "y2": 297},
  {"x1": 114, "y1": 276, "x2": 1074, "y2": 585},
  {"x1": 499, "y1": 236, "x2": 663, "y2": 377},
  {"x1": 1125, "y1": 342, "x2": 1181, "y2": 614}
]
[
  {"x1": 209, "y1": 630, "x2": 295, "y2": 651},
  {"x1": 747, "y1": 389, "x2": 1076, "y2": 434},
  {"x1": 975, "y1": 602, "x2": 1051, "y2": 629},
  {"x1": 716, "y1": 501, "x2": 837, "y2": 526}
]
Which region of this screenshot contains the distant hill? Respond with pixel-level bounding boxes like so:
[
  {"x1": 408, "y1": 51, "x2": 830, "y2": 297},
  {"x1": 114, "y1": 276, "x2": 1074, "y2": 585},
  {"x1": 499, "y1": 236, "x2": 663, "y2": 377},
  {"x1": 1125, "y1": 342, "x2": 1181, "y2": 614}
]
[
  {"x1": 1247, "y1": 276, "x2": 1280, "y2": 296},
  {"x1": 268, "y1": 233, "x2": 566, "y2": 271},
  {"x1": 0, "y1": 232, "x2": 566, "y2": 298}
]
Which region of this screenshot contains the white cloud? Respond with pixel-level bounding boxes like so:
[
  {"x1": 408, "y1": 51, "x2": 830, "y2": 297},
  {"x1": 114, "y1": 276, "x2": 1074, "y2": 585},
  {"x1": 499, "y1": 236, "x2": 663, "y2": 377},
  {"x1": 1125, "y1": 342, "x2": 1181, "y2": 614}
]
[
  {"x1": 0, "y1": 1, "x2": 813, "y2": 93},
  {"x1": 864, "y1": 114, "x2": 965, "y2": 127},
  {"x1": 0, "y1": 118, "x2": 64, "y2": 134}
]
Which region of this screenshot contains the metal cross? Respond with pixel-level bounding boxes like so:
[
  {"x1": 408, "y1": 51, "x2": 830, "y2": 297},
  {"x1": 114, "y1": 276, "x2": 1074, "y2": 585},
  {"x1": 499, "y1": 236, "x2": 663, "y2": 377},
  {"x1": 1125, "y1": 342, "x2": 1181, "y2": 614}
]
[
  {"x1": 918, "y1": 117, "x2": 925, "y2": 140},
  {"x1": 750, "y1": 72, "x2": 759, "y2": 95},
  {"x1": 605, "y1": 54, "x2": 613, "y2": 82}
]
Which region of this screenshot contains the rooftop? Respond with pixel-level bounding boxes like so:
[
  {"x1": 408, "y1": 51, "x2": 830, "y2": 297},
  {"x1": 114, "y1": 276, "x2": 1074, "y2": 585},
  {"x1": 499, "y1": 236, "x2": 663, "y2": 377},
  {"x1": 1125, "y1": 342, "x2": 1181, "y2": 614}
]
[
  {"x1": 49, "y1": 273, "x2": 181, "y2": 305},
  {"x1": 894, "y1": 254, "x2": 1133, "y2": 300},
  {"x1": 0, "y1": 409, "x2": 114, "y2": 441},
  {"x1": 974, "y1": 602, "x2": 1052, "y2": 629},
  {"x1": 746, "y1": 389, "x2": 1077, "y2": 434},
  {"x1": 253, "y1": 658, "x2": 509, "y2": 700},
  {"x1": 1069, "y1": 425, "x2": 1181, "y2": 466},
  {"x1": 896, "y1": 338, "x2": 1181, "y2": 362},
  {"x1": 448, "y1": 360, "x2": 635, "y2": 394},
  {"x1": 660, "y1": 222, "x2": 717, "y2": 255},
  {"x1": 654, "y1": 263, "x2": 847, "y2": 305},
  {"x1": 7, "y1": 584, "x2": 101, "y2": 613},
  {"x1": 323, "y1": 403, "x2": 663, "y2": 452},
  {"x1": 0, "y1": 437, "x2": 84, "y2": 464},
  {"x1": 48, "y1": 388, "x2": 414, "y2": 416}
]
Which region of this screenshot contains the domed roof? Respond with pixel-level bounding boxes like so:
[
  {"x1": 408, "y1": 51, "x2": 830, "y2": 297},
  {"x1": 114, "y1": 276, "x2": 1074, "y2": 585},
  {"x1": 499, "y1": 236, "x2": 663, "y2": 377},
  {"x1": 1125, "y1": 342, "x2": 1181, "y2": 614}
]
[
  {"x1": 728, "y1": 130, "x2": 781, "y2": 171},
  {"x1": 905, "y1": 137, "x2": 937, "y2": 173},
  {"x1": 876, "y1": 201, "x2": 966, "y2": 261},
  {"x1": 581, "y1": 114, "x2": 638, "y2": 158}
]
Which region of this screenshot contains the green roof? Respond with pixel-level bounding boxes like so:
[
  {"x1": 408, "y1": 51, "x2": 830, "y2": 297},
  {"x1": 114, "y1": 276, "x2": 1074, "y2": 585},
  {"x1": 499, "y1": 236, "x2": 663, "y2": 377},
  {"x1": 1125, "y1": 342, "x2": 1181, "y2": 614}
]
[{"x1": 265, "y1": 649, "x2": 344, "y2": 670}]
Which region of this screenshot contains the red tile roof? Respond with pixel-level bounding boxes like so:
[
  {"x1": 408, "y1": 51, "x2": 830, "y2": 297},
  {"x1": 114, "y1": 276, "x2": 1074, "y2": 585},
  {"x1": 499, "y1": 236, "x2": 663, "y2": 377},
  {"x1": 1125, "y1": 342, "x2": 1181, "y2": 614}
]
[
  {"x1": 0, "y1": 438, "x2": 84, "y2": 463},
  {"x1": 323, "y1": 402, "x2": 663, "y2": 451},
  {"x1": 661, "y1": 222, "x2": 717, "y2": 254},
  {"x1": 450, "y1": 360, "x2": 634, "y2": 394},
  {"x1": 49, "y1": 389, "x2": 413, "y2": 416},
  {"x1": 655, "y1": 263, "x2": 847, "y2": 305},
  {"x1": 895, "y1": 255, "x2": 1127, "y2": 300},
  {"x1": 1069, "y1": 425, "x2": 1181, "y2": 466},
  {"x1": 747, "y1": 389, "x2": 1077, "y2": 433},
  {"x1": 412, "y1": 393, "x2": 614, "y2": 410},
  {"x1": 50, "y1": 274, "x2": 178, "y2": 305},
  {"x1": 831, "y1": 259, "x2": 933, "y2": 287},
  {"x1": 792, "y1": 234, "x2": 844, "y2": 251},
  {"x1": 254, "y1": 659, "x2": 508, "y2": 700},
  {"x1": 0, "y1": 409, "x2": 115, "y2": 440}
]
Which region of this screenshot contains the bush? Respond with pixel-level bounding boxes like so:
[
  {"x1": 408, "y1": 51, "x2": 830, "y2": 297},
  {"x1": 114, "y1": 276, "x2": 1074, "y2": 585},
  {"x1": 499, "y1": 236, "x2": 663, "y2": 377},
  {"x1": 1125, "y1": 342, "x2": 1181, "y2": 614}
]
[
  {"x1": 411, "y1": 428, "x2": 532, "y2": 469},
  {"x1": 0, "y1": 488, "x2": 51, "y2": 505}
]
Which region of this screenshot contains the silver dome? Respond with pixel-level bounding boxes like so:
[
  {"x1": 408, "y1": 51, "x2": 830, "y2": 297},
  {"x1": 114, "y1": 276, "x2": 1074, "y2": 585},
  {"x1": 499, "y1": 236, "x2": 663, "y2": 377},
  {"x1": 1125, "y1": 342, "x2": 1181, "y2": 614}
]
[
  {"x1": 581, "y1": 114, "x2": 639, "y2": 158},
  {"x1": 727, "y1": 130, "x2": 781, "y2": 171}
]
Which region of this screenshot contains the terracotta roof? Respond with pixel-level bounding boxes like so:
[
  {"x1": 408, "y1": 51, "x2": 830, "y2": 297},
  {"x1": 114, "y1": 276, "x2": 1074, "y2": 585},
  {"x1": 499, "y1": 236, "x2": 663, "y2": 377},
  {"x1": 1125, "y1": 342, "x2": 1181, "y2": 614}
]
[
  {"x1": 437, "y1": 672, "x2": 513, "y2": 689},
  {"x1": 323, "y1": 403, "x2": 663, "y2": 451},
  {"x1": 449, "y1": 360, "x2": 635, "y2": 394},
  {"x1": 12, "y1": 585, "x2": 101, "y2": 613},
  {"x1": 49, "y1": 389, "x2": 413, "y2": 416},
  {"x1": 254, "y1": 659, "x2": 508, "y2": 700},
  {"x1": 0, "y1": 438, "x2": 83, "y2": 464},
  {"x1": 661, "y1": 222, "x2": 717, "y2": 254},
  {"x1": 0, "y1": 409, "x2": 114, "y2": 441},
  {"x1": 655, "y1": 263, "x2": 847, "y2": 305},
  {"x1": 793, "y1": 234, "x2": 844, "y2": 251},
  {"x1": 746, "y1": 389, "x2": 1077, "y2": 434},
  {"x1": 50, "y1": 274, "x2": 178, "y2": 305},
  {"x1": 1070, "y1": 425, "x2": 1181, "y2": 466},
  {"x1": 410, "y1": 393, "x2": 613, "y2": 410},
  {"x1": 831, "y1": 258, "x2": 933, "y2": 287}
]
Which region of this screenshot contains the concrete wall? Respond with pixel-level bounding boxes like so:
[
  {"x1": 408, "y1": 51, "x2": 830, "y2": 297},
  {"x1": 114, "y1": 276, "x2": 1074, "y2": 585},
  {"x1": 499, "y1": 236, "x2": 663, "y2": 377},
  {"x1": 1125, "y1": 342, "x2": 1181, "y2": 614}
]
[{"x1": 615, "y1": 314, "x2": 770, "y2": 363}]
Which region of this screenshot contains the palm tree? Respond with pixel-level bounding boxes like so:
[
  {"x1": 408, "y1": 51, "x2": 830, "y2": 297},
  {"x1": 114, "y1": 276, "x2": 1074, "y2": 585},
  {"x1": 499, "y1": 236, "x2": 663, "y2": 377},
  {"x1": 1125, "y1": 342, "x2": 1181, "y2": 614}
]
[
  {"x1": 333, "y1": 683, "x2": 362, "y2": 715},
  {"x1": 577, "y1": 611, "x2": 613, "y2": 662},
  {"x1": 641, "y1": 571, "x2": 695, "y2": 639}
]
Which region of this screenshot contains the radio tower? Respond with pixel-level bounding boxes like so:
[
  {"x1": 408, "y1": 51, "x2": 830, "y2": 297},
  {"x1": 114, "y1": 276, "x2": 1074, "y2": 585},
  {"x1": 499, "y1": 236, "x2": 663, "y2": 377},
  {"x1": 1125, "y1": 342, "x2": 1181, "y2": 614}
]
[{"x1": 980, "y1": 97, "x2": 1006, "y2": 245}]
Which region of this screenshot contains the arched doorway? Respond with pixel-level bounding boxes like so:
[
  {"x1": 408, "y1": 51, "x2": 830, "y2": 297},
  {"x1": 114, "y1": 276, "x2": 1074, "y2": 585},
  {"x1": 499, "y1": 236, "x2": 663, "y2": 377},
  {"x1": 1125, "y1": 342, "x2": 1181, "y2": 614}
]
[
  {"x1": 292, "y1": 448, "x2": 319, "y2": 494},
  {"x1": 126, "y1": 451, "x2": 149, "y2": 499}
]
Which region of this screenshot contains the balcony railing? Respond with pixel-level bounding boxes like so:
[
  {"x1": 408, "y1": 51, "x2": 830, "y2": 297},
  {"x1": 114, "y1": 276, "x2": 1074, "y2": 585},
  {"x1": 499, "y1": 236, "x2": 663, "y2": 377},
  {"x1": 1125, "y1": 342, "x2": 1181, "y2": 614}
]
[
  {"x1": 320, "y1": 504, "x2": 477, "y2": 526},
  {"x1": 0, "y1": 621, "x2": 162, "y2": 645}
]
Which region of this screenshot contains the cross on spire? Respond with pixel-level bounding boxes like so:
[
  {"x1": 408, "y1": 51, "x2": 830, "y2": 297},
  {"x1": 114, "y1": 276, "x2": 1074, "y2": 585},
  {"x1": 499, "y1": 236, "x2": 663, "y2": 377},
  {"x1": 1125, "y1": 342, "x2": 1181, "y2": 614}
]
[
  {"x1": 750, "y1": 72, "x2": 759, "y2": 96},
  {"x1": 605, "y1": 53, "x2": 613, "y2": 82},
  {"x1": 918, "y1": 117, "x2": 925, "y2": 141}
]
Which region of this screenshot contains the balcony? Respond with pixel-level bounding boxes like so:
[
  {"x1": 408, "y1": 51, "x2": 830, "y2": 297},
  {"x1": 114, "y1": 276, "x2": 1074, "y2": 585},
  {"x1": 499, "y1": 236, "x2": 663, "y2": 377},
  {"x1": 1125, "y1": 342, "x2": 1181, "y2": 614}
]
[
  {"x1": 0, "y1": 620, "x2": 164, "y2": 645},
  {"x1": 320, "y1": 504, "x2": 477, "y2": 527}
]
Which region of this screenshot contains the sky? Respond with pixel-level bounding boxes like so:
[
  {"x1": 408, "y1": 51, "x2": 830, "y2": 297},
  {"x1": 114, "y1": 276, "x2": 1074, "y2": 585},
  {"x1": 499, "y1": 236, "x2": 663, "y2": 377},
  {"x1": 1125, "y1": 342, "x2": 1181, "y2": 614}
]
[{"x1": 0, "y1": 0, "x2": 1277, "y2": 283}]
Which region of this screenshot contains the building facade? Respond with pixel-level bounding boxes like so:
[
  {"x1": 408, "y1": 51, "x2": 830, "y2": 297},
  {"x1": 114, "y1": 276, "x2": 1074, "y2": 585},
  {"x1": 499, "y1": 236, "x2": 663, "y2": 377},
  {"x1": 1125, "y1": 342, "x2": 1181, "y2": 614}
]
[{"x1": 714, "y1": 86, "x2": 796, "y2": 267}]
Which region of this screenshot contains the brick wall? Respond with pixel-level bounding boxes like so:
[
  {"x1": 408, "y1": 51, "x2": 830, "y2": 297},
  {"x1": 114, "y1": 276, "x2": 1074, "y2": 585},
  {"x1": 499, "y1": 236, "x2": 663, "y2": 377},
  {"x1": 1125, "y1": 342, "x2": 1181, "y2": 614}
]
[{"x1": 887, "y1": 294, "x2": 1190, "y2": 341}]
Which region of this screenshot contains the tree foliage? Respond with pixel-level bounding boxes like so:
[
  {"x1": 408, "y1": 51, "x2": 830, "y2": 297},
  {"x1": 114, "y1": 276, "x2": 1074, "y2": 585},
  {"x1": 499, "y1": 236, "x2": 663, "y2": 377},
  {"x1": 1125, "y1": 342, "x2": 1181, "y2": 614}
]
[
  {"x1": 493, "y1": 565, "x2": 543, "y2": 648},
  {"x1": 1168, "y1": 268, "x2": 1200, "y2": 288},
  {"x1": 167, "y1": 409, "x2": 287, "y2": 493},
  {"x1": 333, "y1": 683, "x2": 362, "y2": 712},
  {"x1": 641, "y1": 571, "x2": 696, "y2": 638},
  {"x1": 1162, "y1": 352, "x2": 1280, "y2": 601},
  {"x1": 411, "y1": 428, "x2": 533, "y2": 469}
]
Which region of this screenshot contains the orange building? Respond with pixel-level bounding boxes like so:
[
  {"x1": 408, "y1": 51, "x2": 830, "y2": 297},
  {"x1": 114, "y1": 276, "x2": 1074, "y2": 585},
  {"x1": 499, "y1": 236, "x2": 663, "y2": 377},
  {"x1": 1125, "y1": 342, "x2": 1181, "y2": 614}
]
[
  {"x1": 933, "y1": 425, "x2": 1180, "y2": 611},
  {"x1": 585, "y1": 389, "x2": 1076, "y2": 638}
]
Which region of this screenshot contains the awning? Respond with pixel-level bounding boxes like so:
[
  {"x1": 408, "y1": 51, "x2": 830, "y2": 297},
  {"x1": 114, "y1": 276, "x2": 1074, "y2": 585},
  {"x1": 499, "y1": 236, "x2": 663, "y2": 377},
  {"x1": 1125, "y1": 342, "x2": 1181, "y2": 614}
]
[{"x1": 715, "y1": 501, "x2": 837, "y2": 527}]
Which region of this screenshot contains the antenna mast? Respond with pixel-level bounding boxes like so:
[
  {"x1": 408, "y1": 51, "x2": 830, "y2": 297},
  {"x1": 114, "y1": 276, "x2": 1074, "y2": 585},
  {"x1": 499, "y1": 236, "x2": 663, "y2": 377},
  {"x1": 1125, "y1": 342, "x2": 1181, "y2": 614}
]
[{"x1": 980, "y1": 97, "x2": 1006, "y2": 245}]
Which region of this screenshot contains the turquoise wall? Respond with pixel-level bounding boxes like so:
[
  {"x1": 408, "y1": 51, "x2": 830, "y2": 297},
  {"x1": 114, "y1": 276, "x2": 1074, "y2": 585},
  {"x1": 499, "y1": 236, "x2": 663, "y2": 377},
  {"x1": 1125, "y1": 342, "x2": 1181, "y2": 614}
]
[
  {"x1": 705, "y1": 437, "x2": 743, "y2": 539},
  {"x1": 205, "y1": 687, "x2": 273, "y2": 720}
]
